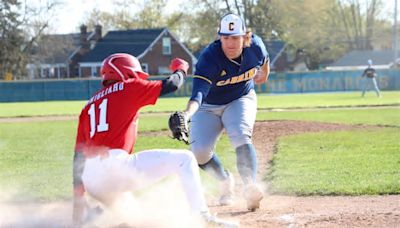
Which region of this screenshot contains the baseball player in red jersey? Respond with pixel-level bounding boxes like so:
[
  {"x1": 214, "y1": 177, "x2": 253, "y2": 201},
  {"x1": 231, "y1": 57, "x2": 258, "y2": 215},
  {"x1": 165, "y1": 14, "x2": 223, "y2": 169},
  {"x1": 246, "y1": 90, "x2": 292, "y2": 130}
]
[{"x1": 72, "y1": 53, "x2": 238, "y2": 227}]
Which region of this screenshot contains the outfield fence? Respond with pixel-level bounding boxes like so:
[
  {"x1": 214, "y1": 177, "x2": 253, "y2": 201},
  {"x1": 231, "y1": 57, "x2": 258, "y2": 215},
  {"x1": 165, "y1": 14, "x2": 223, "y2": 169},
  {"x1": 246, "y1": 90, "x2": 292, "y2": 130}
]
[{"x1": 1, "y1": 69, "x2": 399, "y2": 102}]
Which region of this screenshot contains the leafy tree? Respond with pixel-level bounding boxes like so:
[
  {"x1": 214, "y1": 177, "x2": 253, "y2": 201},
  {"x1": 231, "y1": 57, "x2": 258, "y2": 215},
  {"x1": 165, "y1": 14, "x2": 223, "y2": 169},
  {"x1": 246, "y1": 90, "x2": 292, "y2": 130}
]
[
  {"x1": 265, "y1": 0, "x2": 388, "y2": 70},
  {"x1": 79, "y1": 0, "x2": 393, "y2": 71},
  {"x1": 333, "y1": 0, "x2": 385, "y2": 50},
  {"x1": 175, "y1": 0, "x2": 222, "y2": 51}
]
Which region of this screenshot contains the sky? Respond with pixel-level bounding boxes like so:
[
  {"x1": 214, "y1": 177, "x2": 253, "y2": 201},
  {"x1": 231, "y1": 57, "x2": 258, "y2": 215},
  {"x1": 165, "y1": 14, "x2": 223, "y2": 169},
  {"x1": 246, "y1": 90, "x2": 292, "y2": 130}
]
[
  {"x1": 48, "y1": 0, "x2": 182, "y2": 34},
  {"x1": 34, "y1": 0, "x2": 398, "y2": 34}
]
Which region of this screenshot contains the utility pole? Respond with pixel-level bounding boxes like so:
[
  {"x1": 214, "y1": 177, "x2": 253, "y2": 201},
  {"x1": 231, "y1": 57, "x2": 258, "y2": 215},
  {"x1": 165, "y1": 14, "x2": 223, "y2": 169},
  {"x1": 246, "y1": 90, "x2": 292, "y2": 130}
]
[{"x1": 394, "y1": 0, "x2": 398, "y2": 66}]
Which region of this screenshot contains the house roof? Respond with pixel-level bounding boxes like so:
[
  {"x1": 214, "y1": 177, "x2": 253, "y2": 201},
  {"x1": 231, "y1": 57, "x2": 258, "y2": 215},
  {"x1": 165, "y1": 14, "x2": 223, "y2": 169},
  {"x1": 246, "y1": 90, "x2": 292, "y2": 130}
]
[
  {"x1": 328, "y1": 50, "x2": 399, "y2": 69},
  {"x1": 80, "y1": 28, "x2": 166, "y2": 63}
]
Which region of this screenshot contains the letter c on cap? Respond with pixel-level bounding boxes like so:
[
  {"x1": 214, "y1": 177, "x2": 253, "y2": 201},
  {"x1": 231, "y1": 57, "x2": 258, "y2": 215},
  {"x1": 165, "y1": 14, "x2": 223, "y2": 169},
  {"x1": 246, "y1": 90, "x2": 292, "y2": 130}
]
[{"x1": 229, "y1": 22, "x2": 234, "y2": 31}]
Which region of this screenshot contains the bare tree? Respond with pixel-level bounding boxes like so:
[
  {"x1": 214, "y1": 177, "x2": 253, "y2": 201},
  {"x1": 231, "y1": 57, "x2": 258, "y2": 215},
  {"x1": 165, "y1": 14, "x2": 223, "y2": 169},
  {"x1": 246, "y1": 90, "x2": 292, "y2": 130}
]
[
  {"x1": 334, "y1": 0, "x2": 383, "y2": 50},
  {"x1": 0, "y1": 0, "x2": 62, "y2": 80},
  {"x1": 0, "y1": 0, "x2": 25, "y2": 79}
]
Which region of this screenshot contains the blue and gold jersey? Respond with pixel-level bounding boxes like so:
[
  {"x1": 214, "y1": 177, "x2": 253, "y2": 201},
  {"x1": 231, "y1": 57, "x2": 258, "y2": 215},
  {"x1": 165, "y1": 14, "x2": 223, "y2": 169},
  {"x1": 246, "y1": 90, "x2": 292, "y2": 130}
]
[{"x1": 192, "y1": 34, "x2": 269, "y2": 105}]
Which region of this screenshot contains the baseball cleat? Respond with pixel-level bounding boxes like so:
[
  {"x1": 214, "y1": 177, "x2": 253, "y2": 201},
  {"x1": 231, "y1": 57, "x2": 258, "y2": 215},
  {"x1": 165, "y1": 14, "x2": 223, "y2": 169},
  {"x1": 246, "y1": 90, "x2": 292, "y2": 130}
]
[
  {"x1": 202, "y1": 212, "x2": 240, "y2": 228},
  {"x1": 219, "y1": 171, "x2": 235, "y2": 206},
  {"x1": 244, "y1": 184, "x2": 263, "y2": 211}
]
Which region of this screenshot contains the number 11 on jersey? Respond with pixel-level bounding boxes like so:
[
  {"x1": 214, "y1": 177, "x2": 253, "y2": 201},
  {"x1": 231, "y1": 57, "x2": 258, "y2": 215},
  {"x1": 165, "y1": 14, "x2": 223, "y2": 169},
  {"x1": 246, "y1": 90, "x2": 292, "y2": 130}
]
[{"x1": 88, "y1": 99, "x2": 109, "y2": 138}]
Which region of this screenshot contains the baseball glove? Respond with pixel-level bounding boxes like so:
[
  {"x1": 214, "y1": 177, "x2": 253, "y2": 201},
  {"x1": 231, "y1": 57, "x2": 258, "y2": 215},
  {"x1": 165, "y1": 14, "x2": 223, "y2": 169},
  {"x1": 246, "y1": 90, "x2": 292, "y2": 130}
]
[{"x1": 168, "y1": 111, "x2": 190, "y2": 144}]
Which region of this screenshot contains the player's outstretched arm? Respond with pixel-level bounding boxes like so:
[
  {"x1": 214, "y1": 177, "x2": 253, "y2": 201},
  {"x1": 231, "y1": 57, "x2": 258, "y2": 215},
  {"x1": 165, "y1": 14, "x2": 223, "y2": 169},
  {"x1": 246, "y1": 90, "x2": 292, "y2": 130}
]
[{"x1": 160, "y1": 58, "x2": 189, "y2": 96}]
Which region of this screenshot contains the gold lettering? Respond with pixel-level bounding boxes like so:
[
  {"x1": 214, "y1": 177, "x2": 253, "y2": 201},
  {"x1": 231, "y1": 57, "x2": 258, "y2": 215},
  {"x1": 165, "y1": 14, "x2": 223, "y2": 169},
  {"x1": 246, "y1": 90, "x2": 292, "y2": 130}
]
[
  {"x1": 230, "y1": 76, "x2": 239, "y2": 84},
  {"x1": 216, "y1": 79, "x2": 230, "y2": 86},
  {"x1": 244, "y1": 71, "x2": 251, "y2": 81},
  {"x1": 249, "y1": 68, "x2": 256, "y2": 78},
  {"x1": 215, "y1": 67, "x2": 258, "y2": 86},
  {"x1": 236, "y1": 74, "x2": 245, "y2": 83}
]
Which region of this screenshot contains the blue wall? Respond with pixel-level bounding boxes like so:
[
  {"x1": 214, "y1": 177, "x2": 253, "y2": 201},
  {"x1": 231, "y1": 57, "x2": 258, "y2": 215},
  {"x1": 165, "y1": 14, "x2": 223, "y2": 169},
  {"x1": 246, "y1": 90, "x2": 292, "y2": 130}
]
[{"x1": 1, "y1": 70, "x2": 399, "y2": 102}]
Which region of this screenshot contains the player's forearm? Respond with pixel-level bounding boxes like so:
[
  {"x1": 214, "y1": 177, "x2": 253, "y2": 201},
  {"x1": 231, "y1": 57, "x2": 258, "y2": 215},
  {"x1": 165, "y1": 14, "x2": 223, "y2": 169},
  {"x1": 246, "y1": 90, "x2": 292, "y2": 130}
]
[
  {"x1": 160, "y1": 71, "x2": 185, "y2": 96},
  {"x1": 260, "y1": 60, "x2": 270, "y2": 80},
  {"x1": 73, "y1": 152, "x2": 86, "y2": 195},
  {"x1": 186, "y1": 78, "x2": 211, "y2": 115},
  {"x1": 184, "y1": 100, "x2": 200, "y2": 118},
  {"x1": 72, "y1": 151, "x2": 86, "y2": 227}
]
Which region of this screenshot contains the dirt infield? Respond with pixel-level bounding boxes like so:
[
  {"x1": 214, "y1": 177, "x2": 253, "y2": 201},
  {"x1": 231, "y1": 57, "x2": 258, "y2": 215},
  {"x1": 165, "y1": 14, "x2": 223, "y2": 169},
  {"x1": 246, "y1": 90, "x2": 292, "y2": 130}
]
[
  {"x1": 1, "y1": 120, "x2": 399, "y2": 227},
  {"x1": 210, "y1": 120, "x2": 400, "y2": 228}
]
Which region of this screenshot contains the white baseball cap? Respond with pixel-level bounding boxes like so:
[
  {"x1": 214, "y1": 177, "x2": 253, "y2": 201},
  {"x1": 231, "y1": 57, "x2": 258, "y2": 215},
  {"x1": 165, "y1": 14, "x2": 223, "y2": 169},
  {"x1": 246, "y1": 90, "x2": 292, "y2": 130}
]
[{"x1": 218, "y1": 13, "x2": 246, "y2": 36}]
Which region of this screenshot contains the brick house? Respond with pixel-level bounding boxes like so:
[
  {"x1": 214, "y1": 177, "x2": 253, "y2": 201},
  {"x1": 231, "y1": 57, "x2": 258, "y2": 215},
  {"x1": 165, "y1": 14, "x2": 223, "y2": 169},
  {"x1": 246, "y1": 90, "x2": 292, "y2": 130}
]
[
  {"x1": 79, "y1": 28, "x2": 196, "y2": 77},
  {"x1": 26, "y1": 25, "x2": 102, "y2": 79}
]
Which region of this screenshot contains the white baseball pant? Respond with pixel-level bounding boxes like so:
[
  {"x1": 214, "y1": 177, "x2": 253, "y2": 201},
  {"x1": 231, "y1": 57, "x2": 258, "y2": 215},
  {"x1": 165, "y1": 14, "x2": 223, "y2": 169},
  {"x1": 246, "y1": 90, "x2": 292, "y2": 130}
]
[{"x1": 81, "y1": 149, "x2": 208, "y2": 214}]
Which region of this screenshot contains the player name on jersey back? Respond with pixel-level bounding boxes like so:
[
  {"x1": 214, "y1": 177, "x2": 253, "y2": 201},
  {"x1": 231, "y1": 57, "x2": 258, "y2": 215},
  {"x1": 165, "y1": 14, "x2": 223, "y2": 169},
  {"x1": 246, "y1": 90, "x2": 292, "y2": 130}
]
[{"x1": 87, "y1": 82, "x2": 125, "y2": 105}]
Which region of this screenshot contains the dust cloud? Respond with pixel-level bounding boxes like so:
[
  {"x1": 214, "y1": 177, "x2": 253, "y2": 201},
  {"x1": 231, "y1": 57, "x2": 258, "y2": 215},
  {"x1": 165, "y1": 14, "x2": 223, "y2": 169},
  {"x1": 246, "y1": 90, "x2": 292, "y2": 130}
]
[{"x1": 0, "y1": 177, "x2": 205, "y2": 228}]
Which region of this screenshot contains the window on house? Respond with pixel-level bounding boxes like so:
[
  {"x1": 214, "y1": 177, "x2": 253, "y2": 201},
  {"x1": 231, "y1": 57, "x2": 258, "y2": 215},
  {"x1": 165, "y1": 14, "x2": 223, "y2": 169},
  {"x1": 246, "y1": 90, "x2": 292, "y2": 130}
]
[
  {"x1": 141, "y1": 63, "x2": 149, "y2": 73},
  {"x1": 162, "y1": 37, "x2": 171, "y2": 55},
  {"x1": 91, "y1": 66, "x2": 97, "y2": 77},
  {"x1": 158, "y1": 66, "x2": 170, "y2": 75}
]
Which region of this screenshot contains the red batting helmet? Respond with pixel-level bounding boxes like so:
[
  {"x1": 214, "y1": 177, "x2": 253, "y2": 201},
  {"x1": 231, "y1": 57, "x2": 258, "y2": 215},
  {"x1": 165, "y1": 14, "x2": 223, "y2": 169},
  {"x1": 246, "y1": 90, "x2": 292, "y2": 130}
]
[{"x1": 101, "y1": 53, "x2": 149, "y2": 86}]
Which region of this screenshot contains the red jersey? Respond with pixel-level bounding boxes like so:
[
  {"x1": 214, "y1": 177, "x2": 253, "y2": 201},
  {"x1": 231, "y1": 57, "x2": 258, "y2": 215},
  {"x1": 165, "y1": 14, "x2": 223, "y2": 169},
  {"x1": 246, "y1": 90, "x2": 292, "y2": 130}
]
[{"x1": 74, "y1": 78, "x2": 162, "y2": 157}]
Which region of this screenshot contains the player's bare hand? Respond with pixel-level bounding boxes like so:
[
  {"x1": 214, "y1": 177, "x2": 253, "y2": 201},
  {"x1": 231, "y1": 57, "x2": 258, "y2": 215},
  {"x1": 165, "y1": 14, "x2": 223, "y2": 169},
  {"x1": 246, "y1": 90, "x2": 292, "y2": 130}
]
[{"x1": 254, "y1": 69, "x2": 268, "y2": 85}]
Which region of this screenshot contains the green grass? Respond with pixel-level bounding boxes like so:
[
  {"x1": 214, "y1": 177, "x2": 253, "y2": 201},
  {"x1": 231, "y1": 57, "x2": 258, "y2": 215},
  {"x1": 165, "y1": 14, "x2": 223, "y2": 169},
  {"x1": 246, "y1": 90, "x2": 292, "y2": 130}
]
[
  {"x1": 0, "y1": 100, "x2": 86, "y2": 117},
  {"x1": 0, "y1": 121, "x2": 76, "y2": 201},
  {"x1": 2, "y1": 119, "x2": 398, "y2": 200},
  {"x1": 138, "y1": 115, "x2": 169, "y2": 132},
  {"x1": 0, "y1": 119, "x2": 233, "y2": 201},
  {"x1": 257, "y1": 91, "x2": 400, "y2": 110},
  {"x1": 1, "y1": 92, "x2": 399, "y2": 201},
  {"x1": 0, "y1": 91, "x2": 399, "y2": 117},
  {"x1": 257, "y1": 108, "x2": 400, "y2": 127},
  {"x1": 268, "y1": 128, "x2": 400, "y2": 195}
]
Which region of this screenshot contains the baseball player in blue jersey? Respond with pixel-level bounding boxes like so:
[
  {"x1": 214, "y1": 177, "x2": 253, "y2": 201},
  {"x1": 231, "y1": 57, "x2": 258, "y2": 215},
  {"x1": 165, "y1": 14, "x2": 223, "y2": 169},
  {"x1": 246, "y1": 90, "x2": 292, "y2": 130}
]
[
  {"x1": 169, "y1": 13, "x2": 270, "y2": 211},
  {"x1": 361, "y1": 59, "x2": 381, "y2": 97}
]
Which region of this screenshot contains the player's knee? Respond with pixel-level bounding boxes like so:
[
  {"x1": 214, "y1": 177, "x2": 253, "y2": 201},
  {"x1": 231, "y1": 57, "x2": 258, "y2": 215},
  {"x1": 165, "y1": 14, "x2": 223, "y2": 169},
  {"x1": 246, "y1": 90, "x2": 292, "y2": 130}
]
[
  {"x1": 190, "y1": 144, "x2": 213, "y2": 164},
  {"x1": 230, "y1": 134, "x2": 253, "y2": 148}
]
